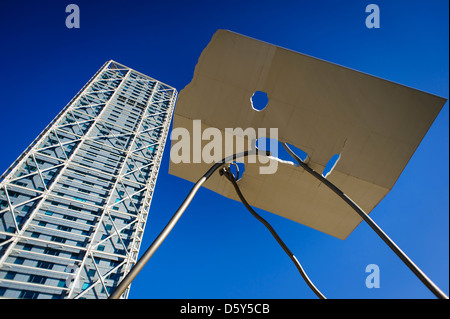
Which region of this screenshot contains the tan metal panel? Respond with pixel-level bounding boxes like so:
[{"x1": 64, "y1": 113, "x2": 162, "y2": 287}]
[{"x1": 169, "y1": 30, "x2": 447, "y2": 240}]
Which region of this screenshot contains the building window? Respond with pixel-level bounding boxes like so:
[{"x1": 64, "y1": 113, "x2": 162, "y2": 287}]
[
  {"x1": 28, "y1": 275, "x2": 47, "y2": 284},
  {"x1": 70, "y1": 252, "x2": 80, "y2": 260},
  {"x1": 37, "y1": 261, "x2": 53, "y2": 269},
  {"x1": 51, "y1": 236, "x2": 66, "y2": 243},
  {"x1": 101, "y1": 286, "x2": 112, "y2": 294},
  {"x1": 68, "y1": 205, "x2": 81, "y2": 212},
  {"x1": 19, "y1": 290, "x2": 39, "y2": 299},
  {"x1": 22, "y1": 206, "x2": 31, "y2": 212},
  {"x1": 57, "y1": 225, "x2": 72, "y2": 232},
  {"x1": 5, "y1": 271, "x2": 16, "y2": 280},
  {"x1": 44, "y1": 248, "x2": 60, "y2": 256}
]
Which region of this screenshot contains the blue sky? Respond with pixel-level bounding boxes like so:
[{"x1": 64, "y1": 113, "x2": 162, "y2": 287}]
[{"x1": 0, "y1": 1, "x2": 448, "y2": 299}]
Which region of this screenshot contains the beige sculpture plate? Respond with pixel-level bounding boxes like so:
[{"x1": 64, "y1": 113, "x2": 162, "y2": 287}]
[{"x1": 169, "y1": 30, "x2": 446, "y2": 240}]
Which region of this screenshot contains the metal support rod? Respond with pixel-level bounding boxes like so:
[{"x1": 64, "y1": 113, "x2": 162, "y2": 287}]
[
  {"x1": 109, "y1": 150, "x2": 266, "y2": 299},
  {"x1": 282, "y1": 142, "x2": 448, "y2": 299},
  {"x1": 220, "y1": 166, "x2": 326, "y2": 299}
]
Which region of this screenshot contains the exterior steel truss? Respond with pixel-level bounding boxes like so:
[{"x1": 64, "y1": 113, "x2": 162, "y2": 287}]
[{"x1": 0, "y1": 60, "x2": 177, "y2": 299}]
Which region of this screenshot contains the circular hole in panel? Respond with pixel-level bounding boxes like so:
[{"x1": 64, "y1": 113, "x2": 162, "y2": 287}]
[{"x1": 251, "y1": 91, "x2": 269, "y2": 111}]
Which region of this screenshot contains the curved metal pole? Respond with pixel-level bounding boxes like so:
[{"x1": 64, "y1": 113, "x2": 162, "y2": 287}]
[
  {"x1": 109, "y1": 150, "x2": 266, "y2": 299},
  {"x1": 221, "y1": 166, "x2": 326, "y2": 299},
  {"x1": 282, "y1": 142, "x2": 448, "y2": 299}
]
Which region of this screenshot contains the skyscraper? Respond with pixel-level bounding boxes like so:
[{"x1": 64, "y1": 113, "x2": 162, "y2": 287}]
[{"x1": 0, "y1": 60, "x2": 177, "y2": 299}]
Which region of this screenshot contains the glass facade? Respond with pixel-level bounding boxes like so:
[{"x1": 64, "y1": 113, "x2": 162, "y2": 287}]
[{"x1": 0, "y1": 61, "x2": 177, "y2": 298}]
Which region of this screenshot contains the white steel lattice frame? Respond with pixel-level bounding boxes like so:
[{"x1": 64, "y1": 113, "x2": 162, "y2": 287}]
[{"x1": 0, "y1": 60, "x2": 177, "y2": 299}]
